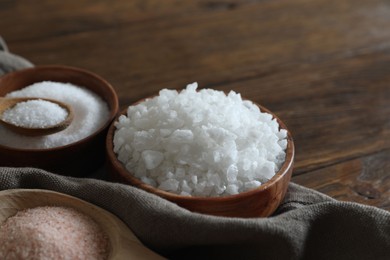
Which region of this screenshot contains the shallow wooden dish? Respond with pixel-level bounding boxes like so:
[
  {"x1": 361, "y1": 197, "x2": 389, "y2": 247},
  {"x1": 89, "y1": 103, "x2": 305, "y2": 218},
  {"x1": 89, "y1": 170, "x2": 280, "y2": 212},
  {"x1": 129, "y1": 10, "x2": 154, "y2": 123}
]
[
  {"x1": 106, "y1": 100, "x2": 294, "y2": 218},
  {"x1": 0, "y1": 189, "x2": 164, "y2": 260},
  {"x1": 0, "y1": 66, "x2": 119, "y2": 176}
]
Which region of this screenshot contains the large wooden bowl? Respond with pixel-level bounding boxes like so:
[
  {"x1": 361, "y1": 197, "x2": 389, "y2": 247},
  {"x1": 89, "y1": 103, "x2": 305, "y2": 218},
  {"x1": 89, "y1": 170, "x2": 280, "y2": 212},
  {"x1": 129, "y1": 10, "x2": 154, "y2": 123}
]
[
  {"x1": 0, "y1": 66, "x2": 119, "y2": 176},
  {"x1": 0, "y1": 189, "x2": 164, "y2": 259},
  {"x1": 106, "y1": 100, "x2": 294, "y2": 218}
]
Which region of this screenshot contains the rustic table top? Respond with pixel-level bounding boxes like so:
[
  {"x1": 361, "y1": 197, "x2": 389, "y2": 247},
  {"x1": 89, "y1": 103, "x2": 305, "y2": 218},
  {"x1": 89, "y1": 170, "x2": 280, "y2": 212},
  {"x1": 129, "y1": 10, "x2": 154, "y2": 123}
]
[{"x1": 1, "y1": 0, "x2": 389, "y2": 211}]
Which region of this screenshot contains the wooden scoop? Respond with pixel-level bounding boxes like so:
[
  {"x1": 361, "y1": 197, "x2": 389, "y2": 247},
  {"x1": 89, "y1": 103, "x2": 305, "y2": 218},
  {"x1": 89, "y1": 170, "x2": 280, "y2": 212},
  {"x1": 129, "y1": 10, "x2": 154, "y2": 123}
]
[
  {"x1": 0, "y1": 189, "x2": 165, "y2": 260},
  {"x1": 0, "y1": 97, "x2": 73, "y2": 136}
]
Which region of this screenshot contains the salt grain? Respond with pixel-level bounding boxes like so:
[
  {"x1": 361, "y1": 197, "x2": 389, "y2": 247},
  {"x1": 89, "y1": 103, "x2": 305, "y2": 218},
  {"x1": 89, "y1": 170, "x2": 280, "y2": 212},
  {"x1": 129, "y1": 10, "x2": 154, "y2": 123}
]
[
  {"x1": 1, "y1": 99, "x2": 68, "y2": 128},
  {"x1": 113, "y1": 83, "x2": 288, "y2": 197},
  {"x1": 0, "y1": 206, "x2": 109, "y2": 260},
  {"x1": 0, "y1": 81, "x2": 110, "y2": 149}
]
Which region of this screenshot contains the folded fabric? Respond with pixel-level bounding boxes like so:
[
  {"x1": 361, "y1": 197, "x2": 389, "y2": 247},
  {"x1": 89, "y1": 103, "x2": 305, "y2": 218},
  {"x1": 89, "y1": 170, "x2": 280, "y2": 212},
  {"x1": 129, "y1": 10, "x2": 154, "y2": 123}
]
[
  {"x1": 0, "y1": 36, "x2": 8, "y2": 52},
  {"x1": 0, "y1": 37, "x2": 388, "y2": 259},
  {"x1": 0, "y1": 35, "x2": 33, "y2": 76},
  {"x1": 0, "y1": 167, "x2": 389, "y2": 260}
]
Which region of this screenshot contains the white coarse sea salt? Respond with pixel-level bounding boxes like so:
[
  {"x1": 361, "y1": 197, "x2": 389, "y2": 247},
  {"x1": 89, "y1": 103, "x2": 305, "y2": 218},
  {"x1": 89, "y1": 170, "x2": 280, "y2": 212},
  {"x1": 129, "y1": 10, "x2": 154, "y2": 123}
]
[
  {"x1": 113, "y1": 82, "x2": 288, "y2": 197},
  {"x1": 1, "y1": 99, "x2": 68, "y2": 128},
  {"x1": 0, "y1": 81, "x2": 110, "y2": 149}
]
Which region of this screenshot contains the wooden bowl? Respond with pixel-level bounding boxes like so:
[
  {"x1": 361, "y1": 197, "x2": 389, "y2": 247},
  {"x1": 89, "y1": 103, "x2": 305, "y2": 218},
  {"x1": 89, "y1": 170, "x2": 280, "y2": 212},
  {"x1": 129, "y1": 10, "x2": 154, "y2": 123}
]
[
  {"x1": 0, "y1": 65, "x2": 119, "y2": 176},
  {"x1": 106, "y1": 100, "x2": 294, "y2": 218},
  {"x1": 0, "y1": 189, "x2": 164, "y2": 259}
]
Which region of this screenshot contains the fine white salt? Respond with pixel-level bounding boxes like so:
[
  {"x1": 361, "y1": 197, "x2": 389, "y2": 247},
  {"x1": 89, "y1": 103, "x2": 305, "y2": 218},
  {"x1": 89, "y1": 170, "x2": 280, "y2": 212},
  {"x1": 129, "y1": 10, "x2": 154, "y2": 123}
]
[
  {"x1": 113, "y1": 83, "x2": 288, "y2": 197},
  {"x1": 0, "y1": 206, "x2": 109, "y2": 260},
  {"x1": 0, "y1": 81, "x2": 110, "y2": 149},
  {"x1": 1, "y1": 99, "x2": 68, "y2": 128}
]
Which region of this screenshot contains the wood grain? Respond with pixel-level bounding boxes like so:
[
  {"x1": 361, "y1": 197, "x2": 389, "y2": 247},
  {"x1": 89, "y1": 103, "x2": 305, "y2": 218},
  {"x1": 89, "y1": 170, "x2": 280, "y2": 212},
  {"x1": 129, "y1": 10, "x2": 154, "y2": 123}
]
[
  {"x1": 293, "y1": 149, "x2": 390, "y2": 210},
  {"x1": 0, "y1": 0, "x2": 389, "y2": 210}
]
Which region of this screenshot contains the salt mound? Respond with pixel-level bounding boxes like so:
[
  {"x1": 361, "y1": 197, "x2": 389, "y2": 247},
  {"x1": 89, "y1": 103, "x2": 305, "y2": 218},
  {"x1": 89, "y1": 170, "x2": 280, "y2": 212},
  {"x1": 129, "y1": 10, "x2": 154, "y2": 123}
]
[
  {"x1": 1, "y1": 99, "x2": 68, "y2": 128},
  {"x1": 0, "y1": 81, "x2": 110, "y2": 149},
  {"x1": 0, "y1": 207, "x2": 109, "y2": 260},
  {"x1": 113, "y1": 83, "x2": 288, "y2": 197}
]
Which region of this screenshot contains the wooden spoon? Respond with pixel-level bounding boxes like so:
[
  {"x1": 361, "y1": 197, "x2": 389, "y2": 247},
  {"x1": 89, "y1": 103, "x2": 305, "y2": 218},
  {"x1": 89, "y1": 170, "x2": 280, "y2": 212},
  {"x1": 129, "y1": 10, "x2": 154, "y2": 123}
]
[
  {"x1": 0, "y1": 97, "x2": 73, "y2": 136},
  {"x1": 0, "y1": 189, "x2": 165, "y2": 260}
]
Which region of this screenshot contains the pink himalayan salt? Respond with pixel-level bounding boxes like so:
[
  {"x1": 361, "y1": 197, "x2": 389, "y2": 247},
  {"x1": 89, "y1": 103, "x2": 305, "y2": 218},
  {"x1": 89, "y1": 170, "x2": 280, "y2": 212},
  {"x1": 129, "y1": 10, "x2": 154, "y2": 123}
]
[{"x1": 0, "y1": 206, "x2": 109, "y2": 260}]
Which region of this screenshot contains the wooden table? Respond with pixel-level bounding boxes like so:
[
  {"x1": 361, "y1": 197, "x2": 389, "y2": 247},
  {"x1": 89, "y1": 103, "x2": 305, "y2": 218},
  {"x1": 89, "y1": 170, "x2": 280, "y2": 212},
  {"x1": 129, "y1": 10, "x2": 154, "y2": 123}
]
[{"x1": 1, "y1": 0, "x2": 389, "y2": 211}]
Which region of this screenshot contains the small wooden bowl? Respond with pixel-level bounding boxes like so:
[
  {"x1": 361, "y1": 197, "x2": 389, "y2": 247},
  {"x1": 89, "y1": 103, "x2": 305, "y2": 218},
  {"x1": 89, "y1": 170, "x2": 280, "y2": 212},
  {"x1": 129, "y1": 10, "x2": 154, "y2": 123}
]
[
  {"x1": 106, "y1": 101, "x2": 294, "y2": 218},
  {"x1": 0, "y1": 189, "x2": 164, "y2": 259},
  {"x1": 0, "y1": 66, "x2": 119, "y2": 176}
]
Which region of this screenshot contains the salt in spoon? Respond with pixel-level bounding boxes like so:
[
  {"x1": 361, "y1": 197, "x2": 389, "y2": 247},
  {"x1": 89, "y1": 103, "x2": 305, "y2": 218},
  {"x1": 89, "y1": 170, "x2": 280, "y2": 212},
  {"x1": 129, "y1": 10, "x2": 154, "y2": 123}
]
[{"x1": 0, "y1": 97, "x2": 73, "y2": 136}]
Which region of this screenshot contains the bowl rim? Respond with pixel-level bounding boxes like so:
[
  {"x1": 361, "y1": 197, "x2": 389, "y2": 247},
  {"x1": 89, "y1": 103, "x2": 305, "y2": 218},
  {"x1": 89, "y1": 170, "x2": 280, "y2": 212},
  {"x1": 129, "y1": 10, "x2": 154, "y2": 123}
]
[
  {"x1": 0, "y1": 188, "x2": 164, "y2": 260},
  {"x1": 0, "y1": 65, "x2": 119, "y2": 152},
  {"x1": 106, "y1": 93, "x2": 294, "y2": 202}
]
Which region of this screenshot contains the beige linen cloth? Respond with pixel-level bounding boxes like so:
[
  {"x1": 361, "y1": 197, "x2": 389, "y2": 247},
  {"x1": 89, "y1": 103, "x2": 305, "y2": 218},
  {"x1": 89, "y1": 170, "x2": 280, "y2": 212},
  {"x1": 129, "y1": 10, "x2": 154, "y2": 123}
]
[
  {"x1": 0, "y1": 36, "x2": 33, "y2": 74},
  {"x1": 0, "y1": 37, "x2": 389, "y2": 259}
]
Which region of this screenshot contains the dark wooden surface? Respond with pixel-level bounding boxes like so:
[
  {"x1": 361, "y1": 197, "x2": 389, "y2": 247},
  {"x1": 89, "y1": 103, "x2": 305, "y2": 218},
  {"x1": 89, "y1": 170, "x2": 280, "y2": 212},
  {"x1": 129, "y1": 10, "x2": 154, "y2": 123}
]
[{"x1": 1, "y1": 0, "x2": 389, "y2": 211}]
